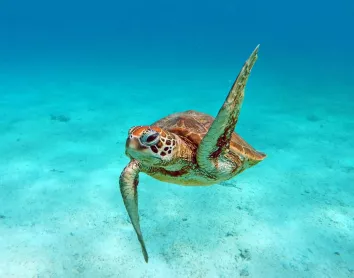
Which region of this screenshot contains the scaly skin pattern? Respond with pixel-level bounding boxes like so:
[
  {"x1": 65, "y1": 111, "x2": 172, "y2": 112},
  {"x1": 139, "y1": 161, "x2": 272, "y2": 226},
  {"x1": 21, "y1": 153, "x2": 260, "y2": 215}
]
[
  {"x1": 126, "y1": 124, "x2": 240, "y2": 185},
  {"x1": 126, "y1": 111, "x2": 265, "y2": 185},
  {"x1": 126, "y1": 125, "x2": 212, "y2": 185},
  {"x1": 119, "y1": 45, "x2": 266, "y2": 263}
]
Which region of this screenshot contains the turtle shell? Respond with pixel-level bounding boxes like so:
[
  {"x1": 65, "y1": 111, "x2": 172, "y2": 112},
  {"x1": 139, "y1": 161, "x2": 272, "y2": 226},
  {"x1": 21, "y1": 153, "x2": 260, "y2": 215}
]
[{"x1": 152, "y1": 110, "x2": 265, "y2": 161}]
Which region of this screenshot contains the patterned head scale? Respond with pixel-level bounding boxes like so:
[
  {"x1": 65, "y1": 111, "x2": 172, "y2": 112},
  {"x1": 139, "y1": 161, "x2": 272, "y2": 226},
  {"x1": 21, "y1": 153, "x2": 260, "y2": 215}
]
[{"x1": 127, "y1": 126, "x2": 177, "y2": 161}]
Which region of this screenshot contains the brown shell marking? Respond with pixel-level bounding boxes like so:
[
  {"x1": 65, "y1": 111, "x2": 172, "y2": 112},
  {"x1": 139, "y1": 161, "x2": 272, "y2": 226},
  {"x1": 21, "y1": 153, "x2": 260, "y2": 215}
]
[{"x1": 152, "y1": 110, "x2": 265, "y2": 161}]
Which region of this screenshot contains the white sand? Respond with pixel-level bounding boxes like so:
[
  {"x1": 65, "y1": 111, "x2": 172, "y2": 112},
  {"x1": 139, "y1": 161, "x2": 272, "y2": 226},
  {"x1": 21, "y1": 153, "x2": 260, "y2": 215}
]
[{"x1": 0, "y1": 68, "x2": 353, "y2": 277}]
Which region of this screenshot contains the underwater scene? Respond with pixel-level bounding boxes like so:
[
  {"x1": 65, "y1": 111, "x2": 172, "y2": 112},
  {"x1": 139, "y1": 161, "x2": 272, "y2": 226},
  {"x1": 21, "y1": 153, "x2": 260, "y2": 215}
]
[{"x1": 0, "y1": 0, "x2": 353, "y2": 277}]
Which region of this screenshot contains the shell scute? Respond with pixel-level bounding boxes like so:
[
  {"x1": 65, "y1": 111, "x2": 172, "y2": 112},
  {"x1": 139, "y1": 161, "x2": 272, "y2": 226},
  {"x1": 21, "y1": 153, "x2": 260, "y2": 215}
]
[{"x1": 152, "y1": 110, "x2": 265, "y2": 161}]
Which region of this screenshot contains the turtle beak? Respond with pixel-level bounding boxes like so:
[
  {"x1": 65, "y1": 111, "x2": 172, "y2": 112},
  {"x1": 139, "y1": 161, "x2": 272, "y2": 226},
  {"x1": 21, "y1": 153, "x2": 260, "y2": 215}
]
[
  {"x1": 126, "y1": 137, "x2": 139, "y2": 149},
  {"x1": 126, "y1": 136, "x2": 148, "y2": 153},
  {"x1": 126, "y1": 138, "x2": 139, "y2": 159}
]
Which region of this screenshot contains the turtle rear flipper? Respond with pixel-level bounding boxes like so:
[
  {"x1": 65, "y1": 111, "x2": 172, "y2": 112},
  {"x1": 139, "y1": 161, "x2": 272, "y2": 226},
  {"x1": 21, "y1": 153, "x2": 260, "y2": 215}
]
[
  {"x1": 196, "y1": 45, "x2": 259, "y2": 174},
  {"x1": 119, "y1": 159, "x2": 149, "y2": 263}
]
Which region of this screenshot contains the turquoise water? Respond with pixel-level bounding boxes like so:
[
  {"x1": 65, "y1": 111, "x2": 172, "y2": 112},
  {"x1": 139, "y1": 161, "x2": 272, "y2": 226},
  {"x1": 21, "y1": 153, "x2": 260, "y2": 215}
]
[{"x1": 1, "y1": 1, "x2": 353, "y2": 277}]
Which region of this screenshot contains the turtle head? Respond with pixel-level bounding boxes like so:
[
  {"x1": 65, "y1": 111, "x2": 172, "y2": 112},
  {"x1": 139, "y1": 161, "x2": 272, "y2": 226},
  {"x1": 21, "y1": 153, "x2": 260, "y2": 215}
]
[{"x1": 125, "y1": 125, "x2": 177, "y2": 165}]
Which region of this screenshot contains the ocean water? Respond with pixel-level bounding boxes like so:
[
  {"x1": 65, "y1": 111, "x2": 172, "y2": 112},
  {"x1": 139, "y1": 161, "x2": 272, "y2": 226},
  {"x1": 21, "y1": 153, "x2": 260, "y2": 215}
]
[{"x1": 0, "y1": 0, "x2": 353, "y2": 277}]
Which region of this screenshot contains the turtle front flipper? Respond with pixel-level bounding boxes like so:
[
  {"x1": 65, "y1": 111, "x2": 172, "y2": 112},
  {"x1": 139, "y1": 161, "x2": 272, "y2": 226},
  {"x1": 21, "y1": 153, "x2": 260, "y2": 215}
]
[
  {"x1": 119, "y1": 159, "x2": 149, "y2": 263},
  {"x1": 197, "y1": 45, "x2": 259, "y2": 174}
]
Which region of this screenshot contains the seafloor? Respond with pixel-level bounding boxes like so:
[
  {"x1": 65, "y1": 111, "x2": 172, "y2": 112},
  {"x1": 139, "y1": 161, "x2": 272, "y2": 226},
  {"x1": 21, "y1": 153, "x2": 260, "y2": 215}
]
[{"x1": 0, "y1": 54, "x2": 353, "y2": 277}]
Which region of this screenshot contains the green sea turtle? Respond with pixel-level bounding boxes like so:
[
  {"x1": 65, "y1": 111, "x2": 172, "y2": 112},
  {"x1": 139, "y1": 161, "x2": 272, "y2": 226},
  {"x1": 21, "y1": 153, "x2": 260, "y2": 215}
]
[{"x1": 119, "y1": 45, "x2": 266, "y2": 262}]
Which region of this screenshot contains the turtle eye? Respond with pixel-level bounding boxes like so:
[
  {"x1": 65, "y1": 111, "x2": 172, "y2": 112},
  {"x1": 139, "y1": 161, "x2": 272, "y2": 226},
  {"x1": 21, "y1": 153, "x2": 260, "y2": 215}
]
[{"x1": 140, "y1": 130, "x2": 160, "y2": 146}]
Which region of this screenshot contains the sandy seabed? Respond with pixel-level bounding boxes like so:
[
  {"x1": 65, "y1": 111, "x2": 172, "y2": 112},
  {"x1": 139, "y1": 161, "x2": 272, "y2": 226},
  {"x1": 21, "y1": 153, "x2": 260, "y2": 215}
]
[{"x1": 0, "y1": 69, "x2": 353, "y2": 278}]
